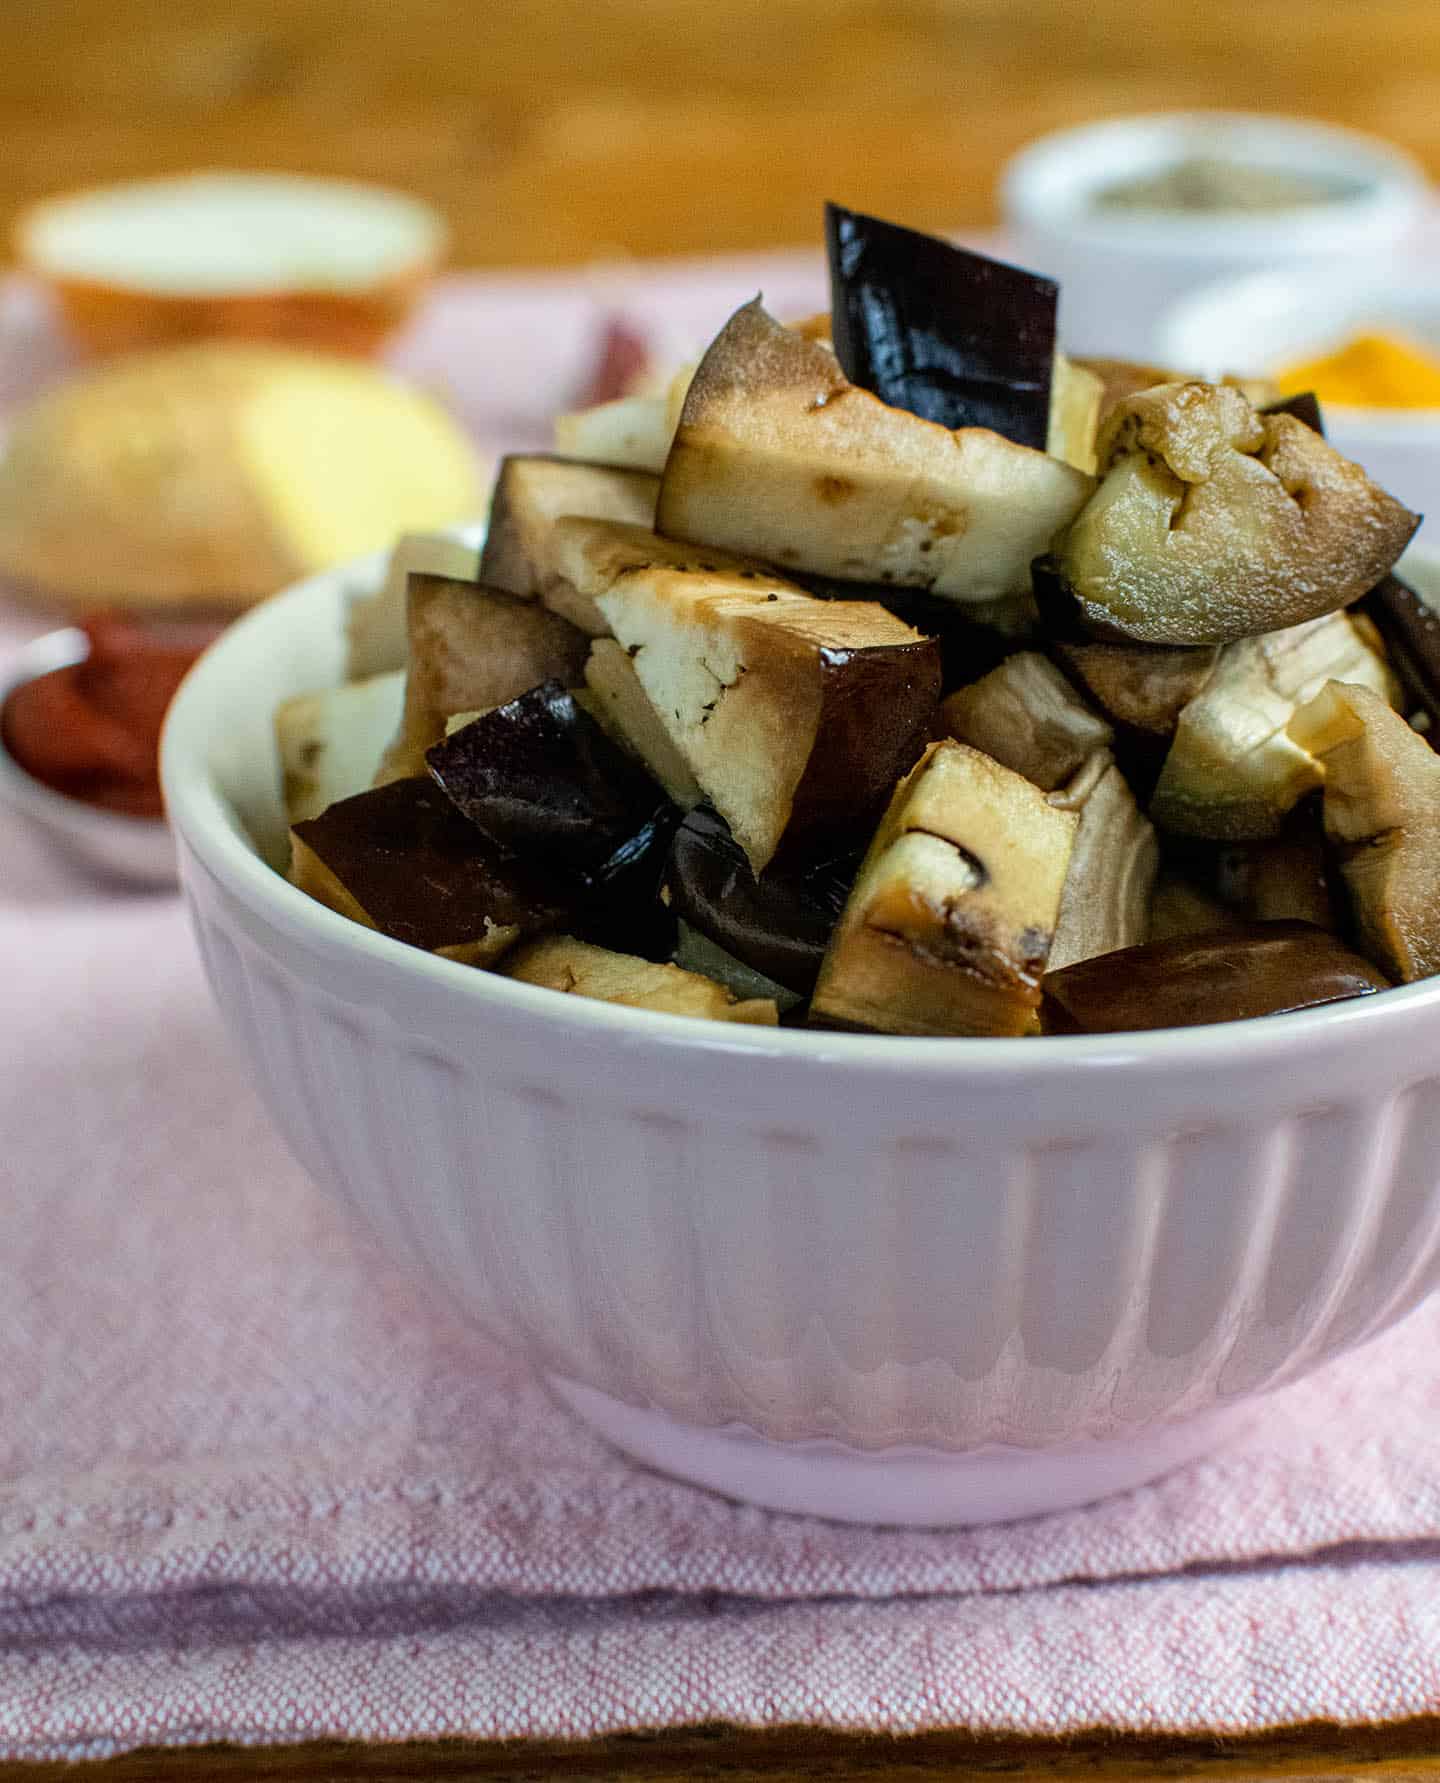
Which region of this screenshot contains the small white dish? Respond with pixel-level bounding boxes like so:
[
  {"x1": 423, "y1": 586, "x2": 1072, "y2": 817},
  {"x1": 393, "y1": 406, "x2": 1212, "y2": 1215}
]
[
  {"x1": 1002, "y1": 112, "x2": 1429, "y2": 358},
  {"x1": 1158, "y1": 269, "x2": 1440, "y2": 522},
  {"x1": 159, "y1": 538, "x2": 1440, "y2": 1526},
  {"x1": 0, "y1": 627, "x2": 178, "y2": 889}
]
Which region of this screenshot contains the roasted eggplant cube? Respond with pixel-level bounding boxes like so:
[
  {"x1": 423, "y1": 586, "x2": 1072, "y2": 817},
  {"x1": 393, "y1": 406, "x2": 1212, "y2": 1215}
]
[
  {"x1": 290, "y1": 777, "x2": 569, "y2": 964},
  {"x1": 426, "y1": 680, "x2": 675, "y2": 884},
  {"x1": 1050, "y1": 638, "x2": 1218, "y2": 739},
  {"x1": 377, "y1": 572, "x2": 590, "y2": 782},
  {"x1": 1054, "y1": 382, "x2": 1419, "y2": 645},
  {"x1": 825, "y1": 202, "x2": 1057, "y2": 447},
  {"x1": 505, "y1": 934, "x2": 778, "y2": 1025},
  {"x1": 1150, "y1": 611, "x2": 1401, "y2": 841},
  {"x1": 666, "y1": 802, "x2": 857, "y2": 996},
  {"x1": 276, "y1": 670, "x2": 403, "y2": 826},
  {"x1": 939, "y1": 651, "x2": 1112, "y2": 792},
  {"x1": 346, "y1": 530, "x2": 481, "y2": 682},
  {"x1": 656, "y1": 298, "x2": 1093, "y2": 606},
  {"x1": 1042, "y1": 922, "x2": 1389, "y2": 1034},
  {"x1": 811, "y1": 740, "x2": 1077, "y2": 1036},
  {"x1": 1046, "y1": 754, "x2": 1159, "y2": 972},
  {"x1": 479, "y1": 455, "x2": 659, "y2": 632},
  {"x1": 583, "y1": 638, "x2": 704, "y2": 808},
  {"x1": 559, "y1": 516, "x2": 941, "y2": 871},
  {"x1": 1289, "y1": 679, "x2": 1440, "y2": 983}
]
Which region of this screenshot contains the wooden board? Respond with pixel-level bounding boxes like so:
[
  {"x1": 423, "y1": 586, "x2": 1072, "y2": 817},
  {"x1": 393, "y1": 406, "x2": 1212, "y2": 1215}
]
[{"x1": 1, "y1": 0, "x2": 1439, "y2": 268}]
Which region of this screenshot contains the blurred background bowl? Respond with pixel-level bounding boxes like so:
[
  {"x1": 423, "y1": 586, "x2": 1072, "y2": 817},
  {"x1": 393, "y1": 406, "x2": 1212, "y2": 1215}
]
[
  {"x1": 1002, "y1": 112, "x2": 1429, "y2": 359},
  {"x1": 1158, "y1": 269, "x2": 1440, "y2": 523}
]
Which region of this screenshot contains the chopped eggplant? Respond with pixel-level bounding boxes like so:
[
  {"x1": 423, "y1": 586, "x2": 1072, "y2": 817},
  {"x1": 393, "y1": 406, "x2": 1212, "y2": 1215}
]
[
  {"x1": 656, "y1": 298, "x2": 1093, "y2": 605},
  {"x1": 1359, "y1": 573, "x2": 1440, "y2": 732},
  {"x1": 1214, "y1": 816, "x2": 1336, "y2": 932},
  {"x1": 425, "y1": 681, "x2": 675, "y2": 887},
  {"x1": 290, "y1": 777, "x2": 569, "y2": 964},
  {"x1": 1042, "y1": 921, "x2": 1389, "y2": 1034},
  {"x1": 346, "y1": 531, "x2": 481, "y2": 682},
  {"x1": 1053, "y1": 381, "x2": 1419, "y2": 645},
  {"x1": 1046, "y1": 754, "x2": 1159, "y2": 972},
  {"x1": 553, "y1": 395, "x2": 675, "y2": 474},
  {"x1": 939, "y1": 651, "x2": 1112, "y2": 791},
  {"x1": 1150, "y1": 611, "x2": 1401, "y2": 840},
  {"x1": 665, "y1": 802, "x2": 857, "y2": 996},
  {"x1": 1074, "y1": 356, "x2": 1182, "y2": 418},
  {"x1": 504, "y1": 934, "x2": 778, "y2": 1025},
  {"x1": 275, "y1": 670, "x2": 403, "y2": 825},
  {"x1": 1051, "y1": 638, "x2": 1219, "y2": 738},
  {"x1": 375, "y1": 572, "x2": 589, "y2": 782},
  {"x1": 811, "y1": 740, "x2": 1077, "y2": 1036},
  {"x1": 1262, "y1": 391, "x2": 1326, "y2": 435},
  {"x1": 1289, "y1": 680, "x2": 1440, "y2": 982},
  {"x1": 824, "y1": 202, "x2": 1057, "y2": 448},
  {"x1": 1047, "y1": 354, "x2": 1104, "y2": 475},
  {"x1": 672, "y1": 919, "x2": 804, "y2": 1017},
  {"x1": 558, "y1": 517, "x2": 941, "y2": 871},
  {"x1": 583, "y1": 638, "x2": 704, "y2": 808},
  {"x1": 479, "y1": 455, "x2": 659, "y2": 632}
]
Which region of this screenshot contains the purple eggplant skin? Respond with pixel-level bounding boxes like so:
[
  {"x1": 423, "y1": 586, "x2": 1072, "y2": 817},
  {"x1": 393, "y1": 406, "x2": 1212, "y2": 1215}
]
[
  {"x1": 1359, "y1": 574, "x2": 1440, "y2": 737},
  {"x1": 292, "y1": 777, "x2": 573, "y2": 954},
  {"x1": 1041, "y1": 920, "x2": 1390, "y2": 1034},
  {"x1": 1261, "y1": 390, "x2": 1326, "y2": 434},
  {"x1": 426, "y1": 681, "x2": 677, "y2": 882},
  {"x1": 825, "y1": 202, "x2": 1057, "y2": 449},
  {"x1": 667, "y1": 803, "x2": 859, "y2": 995},
  {"x1": 789, "y1": 568, "x2": 1027, "y2": 691}
]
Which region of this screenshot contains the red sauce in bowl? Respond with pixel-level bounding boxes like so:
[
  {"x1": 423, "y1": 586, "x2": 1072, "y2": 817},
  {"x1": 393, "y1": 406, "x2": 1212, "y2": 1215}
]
[{"x1": 1, "y1": 614, "x2": 212, "y2": 818}]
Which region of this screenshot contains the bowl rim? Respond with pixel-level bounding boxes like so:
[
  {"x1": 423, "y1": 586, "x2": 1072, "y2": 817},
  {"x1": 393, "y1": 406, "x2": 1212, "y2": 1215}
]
[
  {"x1": 161, "y1": 539, "x2": 1440, "y2": 1075},
  {"x1": 1002, "y1": 111, "x2": 1429, "y2": 256}
]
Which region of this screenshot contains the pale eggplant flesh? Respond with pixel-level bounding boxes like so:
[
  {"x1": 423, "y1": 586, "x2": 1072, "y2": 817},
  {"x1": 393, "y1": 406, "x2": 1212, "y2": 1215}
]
[
  {"x1": 1041, "y1": 920, "x2": 1389, "y2": 1033},
  {"x1": 825, "y1": 202, "x2": 1057, "y2": 448}
]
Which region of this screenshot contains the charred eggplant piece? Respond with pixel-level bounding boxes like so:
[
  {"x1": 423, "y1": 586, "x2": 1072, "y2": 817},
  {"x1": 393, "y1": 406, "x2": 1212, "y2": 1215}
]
[
  {"x1": 1359, "y1": 573, "x2": 1440, "y2": 732},
  {"x1": 666, "y1": 802, "x2": 856, "y2": 996},
  {"x1": 427, "y1": 681, "x2": 676, "y2": 884},
  {"x1": 656, "y1": 299, "x2": 1093, "y2": 606},
  {"x1": 1046, "y1": 753, "x2": 1159, "y2": 971},
  {"x1": 1042, "y1": 921, "x2": 1389, "y2": 1034},
  {"x1": 1150, "y1": 611, "x2": 1401, "y2": 840},
  {"x1": 939, "y1": 651, "x2": 1112, "y2": 791},
  {"x1": 376, "y1": 572, "x2": 589, "y2": 782},
  {"x1": 825, "y1": 202, "x2": 1057, "y2": 448},
  {"x1": 290, "y1": 777, "x2": 569, "y2": 964},
  {"x1": 1053, "y1": 382, "x2": 1419, "y2": 645},
  {"x1": 479, "y1": 455, "x2": 659, "y2": 632},
  {"x1": 811, "y1": 740, "x2": 1077, "y2": 1036},
  {"x1": 559, "y1": 517, "x2": 940, "y2": 871},
  {"x1": 505, "y1": 934, "x2": 778, "y2": 1025},
  {"x1": 1289, "y1": 680, "x2": 1440, "y2": 982}
]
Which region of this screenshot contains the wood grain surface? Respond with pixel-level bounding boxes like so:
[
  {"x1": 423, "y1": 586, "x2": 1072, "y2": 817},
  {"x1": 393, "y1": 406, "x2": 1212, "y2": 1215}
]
[
  {"x1": 3, "y1": 3, "x2": 1439, "y2": 1775},
  {"x1": 3, "y1": 0, "x2": 1440, "y2": 268}
]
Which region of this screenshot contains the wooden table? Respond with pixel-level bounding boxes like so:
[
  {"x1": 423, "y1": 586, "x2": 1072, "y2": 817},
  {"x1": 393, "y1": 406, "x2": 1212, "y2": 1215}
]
[{"x1": 4, "y1": 2, "x2": 1439, "y2": 1774}]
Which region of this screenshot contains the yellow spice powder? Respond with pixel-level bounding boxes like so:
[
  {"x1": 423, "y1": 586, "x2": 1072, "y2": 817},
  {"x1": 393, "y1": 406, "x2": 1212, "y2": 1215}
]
[{"x1": 1276, "y1": 331, "x2": 1440, "y2": 410}]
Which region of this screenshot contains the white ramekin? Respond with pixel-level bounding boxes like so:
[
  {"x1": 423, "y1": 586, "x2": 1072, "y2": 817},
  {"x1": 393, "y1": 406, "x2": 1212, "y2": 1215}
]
[
  {"x1": 160, "y1": 543, "x2": 1440, "y2": 1525},
  {"x1": 1158, "y1": 268, "x2": 1440, "y2": 524},
  {"x1": 1002, "y1": 113, "x2": 1429, "y2": 359}
]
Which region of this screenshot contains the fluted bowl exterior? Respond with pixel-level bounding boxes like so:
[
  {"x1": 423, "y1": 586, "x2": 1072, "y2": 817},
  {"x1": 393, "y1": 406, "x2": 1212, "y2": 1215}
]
[{"x1": 162, "y1": 549, "x2": 1440, "y2": 1455}]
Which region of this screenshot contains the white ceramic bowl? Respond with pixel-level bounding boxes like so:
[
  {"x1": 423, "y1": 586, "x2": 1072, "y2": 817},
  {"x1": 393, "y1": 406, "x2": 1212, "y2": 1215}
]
[
  {"x1": 161, "y1": 545, "x2": 1440, "y2": 1526},
  {"x1": 0, "y1": 626, "x2": 178, "y2": 888},
  {"x1": 1159, "y1": 269, "x2": 1440, "y2": 524},
  {"x1": 1002, "y1": 113, "x2": 1429, "y2": 359}
]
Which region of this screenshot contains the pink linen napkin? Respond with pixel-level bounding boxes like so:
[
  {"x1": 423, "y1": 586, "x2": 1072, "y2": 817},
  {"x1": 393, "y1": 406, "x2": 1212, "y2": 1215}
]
[{"x1": 4, "y1": 261, "x2": 1440, "y2": 1759}]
